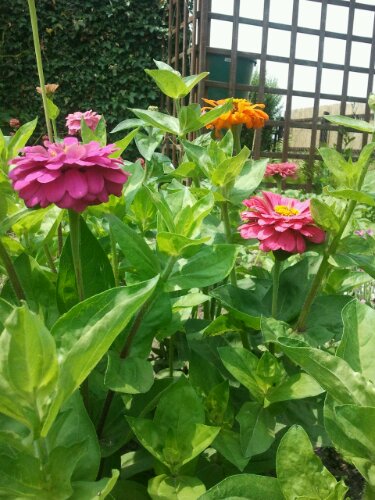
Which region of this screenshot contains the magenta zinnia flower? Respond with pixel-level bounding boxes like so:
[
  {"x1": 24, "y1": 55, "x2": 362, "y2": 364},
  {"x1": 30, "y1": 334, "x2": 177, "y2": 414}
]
[
  {"x1": 9, "y1": 137, "x2": 129, "y2": 212},
  {"x1": 66, "y1": 110, "x2": 101, "y2": 136},
  {"x1": 239, "y1": 191, "x2": 325, "y2": 253},
  {"x1": 265, "y1": 162, "x2": 298, "y2": 178}
]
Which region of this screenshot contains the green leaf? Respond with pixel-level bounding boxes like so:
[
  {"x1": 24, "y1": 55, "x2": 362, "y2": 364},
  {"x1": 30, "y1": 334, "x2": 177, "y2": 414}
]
[
  {"x1": 276, "y1": 425, "x2": 348, "y2": 500},
  {"x1": 319, "y1": 147, "x2": 359, "y2": 188},
  {"x1": 265, "y1": 373, "x2": 324, "y2": 406},
  {"x1": 148, "y1": 474, "x2": 206, "y2": 500},
  {"x1": 310, "y1": 198, "x2": 340, "y2": 233},
  {"x1": 213, "y1": 429, "x2": 249, "y2": 471},
  {"x1": 336, "y1": 253, "x2": 375, "y2": 279},
  {"x1": 174, "y1": 192, "x2": 215, "y2": 238},
  {"x1": 0, "y1": 306, "x2": 58, "y2": 432},
  {"x1": 200, "y1": 474, "x2": 284, "y2": 500},
  {"x1": 165, "y1": 244, "x2": 238, "y2": 291},
  {"x1": 218, "y1": 346, "x2": 264, "y2": 403},
  {"x1": 324, "y1": 187, "x2": 375, "y2": 206},
  {"x1": 145, "y1": 69, "x2": 188, "y2": 99},
  {"x1": 104, "y1": 353, "x2": 154, "y2": 394},
  {"x1": 71, "y1": 469, "x2": 119, "y2": 499},
  {"x1": 198, "y1": 99, "x2": 233, "y2": 128},
  {"x1": 236, "y1": 402, "x2": 276, "y2": 458},
  {"x1": 0, "y1": 452, "x2": 44, "y2": 498},
  {"x1": 135, "y1": 129, "x2": 163, "y2": 160},
  {"x1": 56, "y1": 217, "x2": 115, "y2": 313},
  {"x1": 203, "y1": 314, "x2": 243, "y2": 337},
  {"x1": 277, "y1": 337, "x2": 375, "y2": 406},
  {"x1": 108, "y1": 214, "x2": 160, "y2": 279},
  {"x1": 337, "y1": 300, "x2": 375, "y2": 383},
  {"x1": 131, "y1": 108, "x2": 181, "y2": 135},
  {"x1": 144, "y1": 185, "x2": 176, "y2": 233},
  {"x1": 182, "y1": 72, "x2": 209, "y2": 94},
  {"x1": 7, "y1": 118, "x2": 38, "y2": 161},
  {"x1": 211, "y1": 146, "x2": 250, "y2": 186},
  {"x1": 111, "y1": 118, "x2": 144, "y2": 134},
  {"x1": 154, "y1": 60, "x2": 181, "y2": 74},
  {"x1": 0, "y1": 208, "x2": 30, "y2": 236},
  {"x1": 324, "y1": 114, "x2": 375, "y2": 134},
  {"x1": 43, "y1": 276, "x2": 158, "y2": 435},
  {"x1": 46, "y1": 97, "x2": 60, "y2": 120},
  {"x1": 111, "y1": 127, "x2": 139, "y2": 157},
  {"x1": 229, "y1": 158, "x2": 268, "y2": 205},
  {"x1": 157, "y1": 232, "x2": 208, "y2": 256}
]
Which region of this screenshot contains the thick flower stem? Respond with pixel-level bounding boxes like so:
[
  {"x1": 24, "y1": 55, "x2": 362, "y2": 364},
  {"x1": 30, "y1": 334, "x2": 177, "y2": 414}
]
[
  {"x1": 271, "y1": 258, "x2": 282, "y2": 319},
  {"x1": 232, "y1": 124, "x2": 242, "y2": 155},
  {"x1": 276, "y1": 177, "x2": 282, "y2": 194},
  {"x1": 221, "y1": 199, "x2": 237, "y2": 287},
  {"x1": 0, "y1": 238, "x2": 26, "y2": 303},
  {"x1": 296, "y1": 145, "x2": 373, "y2": 332},
  {"x1": 27, "y1": 0, "x2": 53, "y2": 142},
  {"x1": 68, "y1": 210, "x2": 84, "y2": 302}
]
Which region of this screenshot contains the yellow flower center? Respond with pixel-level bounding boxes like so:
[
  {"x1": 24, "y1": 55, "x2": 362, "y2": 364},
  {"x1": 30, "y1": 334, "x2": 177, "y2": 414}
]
[{"x1": 274, "y1": 204, "x2": 300, "y2": 216}]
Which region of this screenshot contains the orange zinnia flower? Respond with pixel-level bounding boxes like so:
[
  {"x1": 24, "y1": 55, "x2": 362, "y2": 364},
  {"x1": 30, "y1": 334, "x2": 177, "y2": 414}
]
[{"x1": 202, "y1": 98, "x2": 269, "y2": 136}]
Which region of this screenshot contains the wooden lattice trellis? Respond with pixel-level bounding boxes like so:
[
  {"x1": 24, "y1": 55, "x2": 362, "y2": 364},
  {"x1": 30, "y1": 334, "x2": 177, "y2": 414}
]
[{"x1": 168, "y1": 0, "x2": 375, "y2": 190}]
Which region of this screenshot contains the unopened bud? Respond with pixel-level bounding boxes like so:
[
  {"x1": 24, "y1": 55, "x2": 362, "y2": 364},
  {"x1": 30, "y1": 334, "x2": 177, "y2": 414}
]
[
  {"x1": 36, "y1": 83, "x2": 59, "y2": 97},
  {"x1": 9, "y1": 118, "x2": 21, "y2": 129}
]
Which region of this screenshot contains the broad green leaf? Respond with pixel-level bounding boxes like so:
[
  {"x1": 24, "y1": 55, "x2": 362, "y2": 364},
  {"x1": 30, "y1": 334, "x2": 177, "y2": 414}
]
[
  {"x1": 165, "y1": 244, "x2": 238, "y2": 291},
  {"x1": 43, "y1": 276, "x2": 158, "y2": 435},
  {"x1": 310, "y1": 198, "x2": 340, "y2": 232},
  {"x1": 0, "y1": 452, "x2": 44, "y2": 498},
  {"x1": 47, "y1": 391, "x2": 100, "y2": 481},
  {"x1": 198, "y1": 99, "x2": 233, "y2": 129},
  {"x1": 56, "y1": 217, "x2": 115, "y2": 313},
  {"x1": 71, "y1": 469, "x2": 119, "y2": 499},
  {"x1": 144, "y1": 186, "x2": 176, "y2": 233},
  {"x1": 7, "y1": 118, "x2": 38, "y2": 160},
  {"x1": 211, "y1": 146, "x2": 250, "y2": 186},
  {"x1": 203, "y1": 314, "x2": 243, "y2": 337},
  {"x1": 229, "y1": 158, "x2": 268, "y2": 205},
  {"x1": 174, "y1": 192, "x2": 215, "y2": 238},
  {"x1": 80, "y1": 117, "x2": 97, "y2": 144},
  {"x1": 324, "y1": 114, "x2": 375, "y2": 134},
  {"x1": 277, "y1": 337, "x2": 375, "y2": 406},
  {"x1": 108, "y1": 214, "x2": 160, "y2": 279},
  {"x1": 200, "y1": 474, "x2": 283, "y2": 500},
  {"x1": 324, "y1": 187, "x2": 375, "y2": 206},
  {"x1": 123, "y1": 162, "x2": 146, "y2": 210},
  {"x1": 0, "y1": 298, "x2": 13, "y2": 331},
  {"x1": 104, "y1": 353, "x2": 154, "y2": 394},
  {"x1": 135, "y1": 129, "x2": 163, "y2": 160},
  {"x1": 145, "y1": 69, "x2": 188, "y2": 99},
  {"x1": 335, "y1": 253, "x2": 375, "y2": 279},
  {"x1": 276, "y1": 425, "x2": 348, "y2": 500},
  {"x1": 181, "y1": 140, "x2": 212, "y2": 178},
  {"x1": 213, "y1": 429, "x2": 249, "y2": 471},
  {"x1": 179, "y1": 103, "x2": 203, "y2": 134},
  {"x1": 337, "y1": 300, "x2": 375, "y2": 383},
  {"x1": 131, "y1": 108, "x2": 181, "y2": 135},
  {"x1": 111, "y1": 127, "x2": 139, "y2": 157},
  {"x1": 319, "y1": 147, "x2": 359, "y2": 188},
  {"x1": 46, "y1": 97, "x2": 60, "y2": 120},
  {"x1": 111, "y1": 118, "x2": 144, "y2": 134},
  {"x1": 157, "y1": 232, "x2": 208, "y2": 256},
  {"x1": 183, "y1": 72, "x2": 209, "y2": 93},
  {"x1": 0, "y1": 306, "x2": 58, "y2": 432},
  {"x1": 154, "y1": 60, "x2": 181, "y2": 74},
  {"x1": 218, "y1": 346, "x2": 264, "y2": 402},
  {"x1": 265, "y1": 373, "x2": 324, "y2": 406},
  {"x1": 236, "y1": 402, "x2": 276, "y2": 458},
  {"x1": 148, "y1": 474, "x2": 206, "y2": 500}
]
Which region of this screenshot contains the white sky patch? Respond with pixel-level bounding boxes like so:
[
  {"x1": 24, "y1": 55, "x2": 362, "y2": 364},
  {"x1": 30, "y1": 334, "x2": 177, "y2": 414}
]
[{"x1": 209, "y1": 0, "x2": 374, "y2": 110}]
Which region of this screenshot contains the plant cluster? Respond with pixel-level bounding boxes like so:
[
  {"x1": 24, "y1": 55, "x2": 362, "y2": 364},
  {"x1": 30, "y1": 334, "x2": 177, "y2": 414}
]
[{"x1": 1, "y1": 5, "x2": 375, "y2": 499}]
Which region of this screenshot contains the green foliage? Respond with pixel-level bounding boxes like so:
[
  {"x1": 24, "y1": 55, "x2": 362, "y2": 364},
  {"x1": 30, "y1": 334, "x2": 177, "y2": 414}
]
[{"x1": 0, "y1": 1, "x2": 167, "y2": 137}]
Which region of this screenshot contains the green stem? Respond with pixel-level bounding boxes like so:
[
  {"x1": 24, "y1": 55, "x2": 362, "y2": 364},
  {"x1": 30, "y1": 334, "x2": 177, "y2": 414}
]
[
  {"x1": 68, "y1": 210, "x2": 84, "y2": 302},
  {"x1": 168, "y1": 335, "x2": 174, "y2": 378},
  {"x1": 296, "y1": 148, "x2": 373, "y2": 332},
  {"x1": 27, "y1": 0, "x2": 53, "y2": 142},
  {"x1": 232, "y1": 124, "x2": 242, "y2": 155},
  {"x1": 109, "y1": 227, "x2": 119, "y2": 287},
  {"x1": 271, "y1": 258, "x2": 282, "y2": 319},
  {"x1": 51, "y1": 118, "x2": 58, "y2": 142},
  {"x1": 43, "y1": 243, "x2": 57, "y2": 274},
  {"x1": 221, "y1": 198, "x2": 237, "y2": 287},
  {"x1": 0, "y1": 238, "x2": 26, "y2": 303},
  {"x1": 276, "y1": 176, "x2": 282, "y2": 194}
]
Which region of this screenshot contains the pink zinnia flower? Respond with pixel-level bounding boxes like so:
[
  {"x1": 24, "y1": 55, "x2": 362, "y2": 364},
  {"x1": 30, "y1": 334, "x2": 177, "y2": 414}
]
[
  {"x1": 65, "y1": 110, "x2": 101, "y2": 136},
  {"x1": 9, "y1": 137, "x2": 129, "y2": 213},
  {"x1": 239, "y1": 191, "x2": 325, "y2": 253},
  {"x1": 265, "y1": 162, "x2": 298, "y2": 178}
]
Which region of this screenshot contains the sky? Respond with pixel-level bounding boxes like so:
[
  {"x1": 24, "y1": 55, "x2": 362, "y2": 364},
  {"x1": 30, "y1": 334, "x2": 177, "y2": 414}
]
[{"x1": 209, "y1": 0, "x2": 375, "y2": 110}]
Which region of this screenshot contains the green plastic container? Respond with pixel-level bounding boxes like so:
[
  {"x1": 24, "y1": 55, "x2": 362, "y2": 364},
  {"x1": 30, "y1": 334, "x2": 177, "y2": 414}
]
[{"x1": 206, "y1": 52, "x2": 256, "y2": 100}]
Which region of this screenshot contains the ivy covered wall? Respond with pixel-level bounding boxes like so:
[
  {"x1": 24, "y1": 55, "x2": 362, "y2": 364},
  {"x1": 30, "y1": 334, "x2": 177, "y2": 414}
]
[{"x1": 0, "y1": 0, "x2": 168, "y2": 135}]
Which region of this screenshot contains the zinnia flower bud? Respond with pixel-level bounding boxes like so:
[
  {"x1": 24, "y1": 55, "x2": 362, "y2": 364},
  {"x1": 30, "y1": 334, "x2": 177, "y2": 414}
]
[
  {"x1": 239, "y1": 191, "x2": 325, "y2": 253},
  {"x1": 36, "y1": 83, "x2": 59, "y2": 97},
  {"x1": 8, "y1": 137, "x2": 129, "y2": 213},
  {"x1": 9, "y1": 118, "x2": 21, "y2": 129},
  {"x1": 66, "y1": 110, "x2": 102, "y2": 136}
]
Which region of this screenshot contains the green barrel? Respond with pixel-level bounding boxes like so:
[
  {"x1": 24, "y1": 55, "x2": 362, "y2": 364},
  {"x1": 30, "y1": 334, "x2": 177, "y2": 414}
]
[{"x1": 206, "y1": 52, "x2": 257, "y2": 100}]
